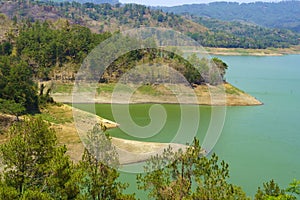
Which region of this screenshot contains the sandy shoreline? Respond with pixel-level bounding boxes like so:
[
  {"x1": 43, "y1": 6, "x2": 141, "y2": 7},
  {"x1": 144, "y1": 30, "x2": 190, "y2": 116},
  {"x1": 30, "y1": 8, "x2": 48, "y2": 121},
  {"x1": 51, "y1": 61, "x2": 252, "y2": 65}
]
[
  {"x1": 49, "y1": 83, "x2": 262, "y2": 164},
  {"x1": 52, "y1": 83, "x2": 262, "y2": 106},
  {"x1": 204, "y1": 46, "x2": 300, "y2": 56},
  {"x1": 53, "y1": 104, "x2": 190, "y2": 165}
]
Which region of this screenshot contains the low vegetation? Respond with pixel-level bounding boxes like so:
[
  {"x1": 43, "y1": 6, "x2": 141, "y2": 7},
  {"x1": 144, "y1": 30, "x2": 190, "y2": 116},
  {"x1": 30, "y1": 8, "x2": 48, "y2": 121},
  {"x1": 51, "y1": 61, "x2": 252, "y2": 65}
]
[
  {"x1": 0, "y1": 117, "x2": 134, "y2": 199},
  {"x1": 0, "y1": 116, "x2": 299, "y2": 199}
]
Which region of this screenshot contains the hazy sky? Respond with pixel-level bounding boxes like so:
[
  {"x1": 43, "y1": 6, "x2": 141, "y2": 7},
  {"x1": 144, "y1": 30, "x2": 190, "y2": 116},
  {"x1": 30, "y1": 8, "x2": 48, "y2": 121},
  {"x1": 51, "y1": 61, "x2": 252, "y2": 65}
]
[{"x1": 119, "y1": 0, "x2": 282, "y2": 7}]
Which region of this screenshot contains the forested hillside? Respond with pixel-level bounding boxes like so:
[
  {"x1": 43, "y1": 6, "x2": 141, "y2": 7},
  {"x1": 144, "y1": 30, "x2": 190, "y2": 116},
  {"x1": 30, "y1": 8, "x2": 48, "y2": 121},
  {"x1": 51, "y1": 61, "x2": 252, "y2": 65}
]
[
  {"x1": 0, "y1": 0, "x2": 299, "y2": 49},
  {"x1": 188, "y1": 16, "x2": 299, "y2": 48},
  {"x1": 160, "y1": 1, "x2": 300, "y2": 33},
  {"x1": 0, "y1": 14, "x2": 227, "y2": 117},
  {"x1": 0, "y1": 0, "x2": 206, "y2": 34},
  {"x1": 49, "y1": 0, "x2": 119, "y2": 4}
]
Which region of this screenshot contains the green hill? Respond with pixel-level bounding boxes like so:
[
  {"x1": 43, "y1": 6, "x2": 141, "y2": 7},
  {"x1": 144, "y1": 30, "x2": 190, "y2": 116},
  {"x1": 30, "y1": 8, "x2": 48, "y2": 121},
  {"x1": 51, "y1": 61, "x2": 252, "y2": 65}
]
[
  {"x1": 0, "y1": 0, "x2": 299, "y2": 49},
  {"x1": 48, "y1": 0, "x2": 120, "y2": 4},
  {"x1": 0, "y1": 1, "x2": 206, "y2": 34},
  {"x1": 188, "y1": 16, "x2": 299, "y2": 49},
  {"x1": 160, "y1": 1, "x2": 300, "y2": 33}
]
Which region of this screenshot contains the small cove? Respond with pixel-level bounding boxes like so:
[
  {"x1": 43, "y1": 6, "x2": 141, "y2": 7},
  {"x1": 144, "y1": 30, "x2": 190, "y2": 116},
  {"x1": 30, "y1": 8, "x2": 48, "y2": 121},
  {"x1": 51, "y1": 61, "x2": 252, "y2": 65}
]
[{"x1": 73, "y1": 55, "x2": 300, "y2": 198}]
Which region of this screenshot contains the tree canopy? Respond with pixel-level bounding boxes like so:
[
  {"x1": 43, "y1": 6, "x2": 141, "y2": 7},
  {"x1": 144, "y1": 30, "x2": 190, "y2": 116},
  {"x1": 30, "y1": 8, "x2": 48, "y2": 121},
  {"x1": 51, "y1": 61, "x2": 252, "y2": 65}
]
[
  {"x1": 0, "y1": 118, "x2": 134, "y2": 199},
  {"x1": 161, "y1": 1, "x2": 300, "y2": 33},
  {"x1": 0, "y1": 117, "x2": 299, "y2": 199},
  {"x1": 137, "y1": 138, "x2": 249, "y2": 199},
  {"x1": 0, "y1": 56, "x2": 39, "y2": 114},
  {"x1": 255, "y1": 179, "x2": 299, "y2": 200}
]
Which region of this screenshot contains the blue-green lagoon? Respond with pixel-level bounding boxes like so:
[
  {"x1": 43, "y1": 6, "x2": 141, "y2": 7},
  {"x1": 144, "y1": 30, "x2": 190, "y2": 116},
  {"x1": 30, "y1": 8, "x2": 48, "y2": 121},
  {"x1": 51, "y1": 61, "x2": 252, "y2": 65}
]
[
  {"x1": 73, "y1": 55, "x2": 300, "y2": 198},
  {"x1": 214, "y1": 55, "x2": 300, "y2": 197}
]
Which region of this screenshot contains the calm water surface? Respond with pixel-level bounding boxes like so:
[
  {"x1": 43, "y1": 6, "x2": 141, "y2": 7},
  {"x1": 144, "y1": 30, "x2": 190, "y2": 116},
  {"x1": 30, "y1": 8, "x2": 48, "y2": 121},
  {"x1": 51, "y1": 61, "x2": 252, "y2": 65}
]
[
  {"x1": 215, "y1": 55, "x2": 300, "y2": 197},
  {"x1": 74, "y1": 55, "x2": 300, "y2": 198}
]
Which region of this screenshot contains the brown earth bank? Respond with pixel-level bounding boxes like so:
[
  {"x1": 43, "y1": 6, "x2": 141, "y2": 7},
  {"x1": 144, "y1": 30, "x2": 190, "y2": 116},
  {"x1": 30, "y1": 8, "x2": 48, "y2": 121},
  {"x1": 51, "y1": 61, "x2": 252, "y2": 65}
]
[
  {"x1": 51, "y1": 82, "x2": 262, "y2": 106},
  {"x1": 204, "y1": 46, "x2": 300, "y2": 56}
]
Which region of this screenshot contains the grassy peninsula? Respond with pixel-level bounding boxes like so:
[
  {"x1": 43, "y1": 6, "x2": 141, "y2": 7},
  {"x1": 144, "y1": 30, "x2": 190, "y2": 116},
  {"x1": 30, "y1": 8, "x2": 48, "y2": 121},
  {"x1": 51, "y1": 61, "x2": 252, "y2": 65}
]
[{"x1": 50, "y1": 82, "x2": 262, "y2": 106}]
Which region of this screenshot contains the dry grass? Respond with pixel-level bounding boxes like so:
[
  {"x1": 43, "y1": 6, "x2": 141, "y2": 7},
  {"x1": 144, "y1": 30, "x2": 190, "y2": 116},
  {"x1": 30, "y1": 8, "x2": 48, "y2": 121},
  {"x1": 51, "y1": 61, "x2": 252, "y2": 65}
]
[
  {"x1": 51, "y1": 121, "x2": 84, "y2": 162},
  {"x1": 43, "y1": 105, "x2": 194, "y2": 164},
  {"x1": 0, "y1": 105, "x2": 116, "y2": 162},
  {"x1": 52, "y1": 82, "x2": 262, "y2": 106},
  {"x1": 39, "y1": 104, "x2": 119, "y2": 162},
  {"x1": 204, "y1": 46, "x2": 300, "y2": 56},
  {"x1": 0, "y1": 114, "x2": 14, "y2": 144}
]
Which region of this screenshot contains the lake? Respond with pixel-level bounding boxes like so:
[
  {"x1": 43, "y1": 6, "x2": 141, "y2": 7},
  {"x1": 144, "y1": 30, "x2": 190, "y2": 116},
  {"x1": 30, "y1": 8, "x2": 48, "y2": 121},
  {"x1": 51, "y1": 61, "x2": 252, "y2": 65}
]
[
  {"x1": 214, "y1": 55, "x2": 300, "y2": 197},
  {"x1": 73, "y1": 55, "x2": 300, "y2": 198}
]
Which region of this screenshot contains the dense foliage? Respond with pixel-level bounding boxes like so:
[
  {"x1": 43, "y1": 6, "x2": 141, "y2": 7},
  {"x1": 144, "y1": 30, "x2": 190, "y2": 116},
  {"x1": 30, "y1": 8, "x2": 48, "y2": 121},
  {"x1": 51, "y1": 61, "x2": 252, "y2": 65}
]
[
  {"x1": 1, "y1": 16, "x2": 229, "y2": 84},
  {"x1": 161, "y1": 1, "x2": 300, "y2": 33},
  {"x1": 16, "y1": 20, "x2": 111, "y2": 80},
  {"x1": 137, "y1": 139, "x2": 249, "y2": 199},
  {"x1": 0, "y1": 56, "x2": 39, "y2": 115},
  {"x1": 188, "y1": 17, "x2": 299, "y2": 49},
  {"x1": 103, "y1": 49, "x2": 226, "y2": 85},
  {"x1": 0, "y1": 117, "x2": 71, "y2": 198},
  {"x1": 0, "y1": 118, "x2": 133, "y2": 199},
  {"x1": 255, "y1": 179, "x2": 300, "y2": 200},
  {"x1": 0, "y1": 117, "x2": 299, "y2": 199},
  {"x1": 0, "y1": 19, "x2": 108, "y2": 117}
]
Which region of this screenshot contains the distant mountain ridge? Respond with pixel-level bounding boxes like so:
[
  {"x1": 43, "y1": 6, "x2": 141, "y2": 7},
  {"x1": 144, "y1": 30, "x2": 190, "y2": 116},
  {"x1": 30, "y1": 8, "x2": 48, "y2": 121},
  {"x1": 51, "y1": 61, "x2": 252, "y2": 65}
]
[
  {"x1": 46, "y1": 0, "x2": 120, "y2": 4},
  {"x1": 0, "y1": 0, "x2": 299, "y2": 49},
  {"x1": 160, "y1": 1, "x2": 300, "y2": 33}
]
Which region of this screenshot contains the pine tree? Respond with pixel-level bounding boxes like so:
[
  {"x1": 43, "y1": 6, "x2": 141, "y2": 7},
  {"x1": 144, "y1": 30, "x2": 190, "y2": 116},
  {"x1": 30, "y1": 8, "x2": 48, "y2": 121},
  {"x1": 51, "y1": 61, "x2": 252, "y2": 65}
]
[
  {"x1": 0, "y1": 117, "x2": 72, "y2": 198},
  {"x1": 70, "y1": 123, "x2": 135, "y2": 200},
  {"x1": 137, "y1": 138, "x2": 249, "y2": 199}
]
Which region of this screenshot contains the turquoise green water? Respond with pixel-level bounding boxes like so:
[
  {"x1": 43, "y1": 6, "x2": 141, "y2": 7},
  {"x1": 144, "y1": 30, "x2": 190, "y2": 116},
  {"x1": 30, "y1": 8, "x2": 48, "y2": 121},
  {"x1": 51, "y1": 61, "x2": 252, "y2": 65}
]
[
  {"x1": 214, "y1": 55, "x2": 300, "y2": 197},
  {"x1": 73, "y1": 104, "x2": 212, "y2": 143},
  {"x1": 73, "y1": 55, "x2": 300, "y2": 198}
]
